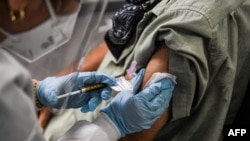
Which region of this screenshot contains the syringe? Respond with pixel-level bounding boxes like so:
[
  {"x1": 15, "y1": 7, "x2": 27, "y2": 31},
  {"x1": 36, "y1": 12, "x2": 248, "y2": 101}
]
[
  {"x1": 57, "y1": 84, "x2": 106, "y2": 99},
  {"x1": 57, "y1": 76, "x2": 133, "y2": 99}
]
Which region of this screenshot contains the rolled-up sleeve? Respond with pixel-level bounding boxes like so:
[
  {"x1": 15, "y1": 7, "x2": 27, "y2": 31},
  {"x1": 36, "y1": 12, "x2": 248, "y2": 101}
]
[{"x1": 134, "y1": 6, "x2": 213, "y2": 120}]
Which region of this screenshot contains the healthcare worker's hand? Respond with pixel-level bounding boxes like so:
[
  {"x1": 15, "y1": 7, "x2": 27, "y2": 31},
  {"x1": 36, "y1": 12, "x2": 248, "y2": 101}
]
[
  {"x1": 101, "y1": 69, "x2": 175, "y2": 136},
  {"x1": 37, "y1": 72, "x2": 116, "y2": 112}
]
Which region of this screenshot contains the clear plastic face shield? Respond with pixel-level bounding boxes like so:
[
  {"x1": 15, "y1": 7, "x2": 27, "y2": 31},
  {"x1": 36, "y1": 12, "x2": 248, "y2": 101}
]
[{"x1": 0, "y1": 0, "x2": 107, "y2": 110}]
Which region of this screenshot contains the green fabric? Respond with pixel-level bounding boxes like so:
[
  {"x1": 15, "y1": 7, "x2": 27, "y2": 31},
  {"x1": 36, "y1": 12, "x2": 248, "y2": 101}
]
[{"x1": 98, "y1": 0, "x2": 250, "y2": 140}]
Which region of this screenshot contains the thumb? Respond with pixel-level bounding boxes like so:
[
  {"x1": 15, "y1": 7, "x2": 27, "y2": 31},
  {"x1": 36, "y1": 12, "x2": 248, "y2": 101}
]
[{"x1": 131, "y1": 69, "x2": 145, "y2": 93}]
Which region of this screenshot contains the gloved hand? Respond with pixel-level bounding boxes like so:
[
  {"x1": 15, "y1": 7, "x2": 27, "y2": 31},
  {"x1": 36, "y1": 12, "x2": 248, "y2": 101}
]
[
  {"x1": 101, "y1": 69, "x2": 175, "y2": 136},
  {"x1": 37, "y1": 72, "x2": 116, "y2": 112}
]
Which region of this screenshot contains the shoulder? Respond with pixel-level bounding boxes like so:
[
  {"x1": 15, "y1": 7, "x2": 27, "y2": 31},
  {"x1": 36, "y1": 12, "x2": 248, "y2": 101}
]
[
  {"x1": 0, "y1": 48, "x2": 44, "y2": 141},
  {"x1": 150, "y1": 0, "x2": 246, "y2": 27},
  {"x1": 0, "y1": 48, "x2": 32, "y2": 97}
]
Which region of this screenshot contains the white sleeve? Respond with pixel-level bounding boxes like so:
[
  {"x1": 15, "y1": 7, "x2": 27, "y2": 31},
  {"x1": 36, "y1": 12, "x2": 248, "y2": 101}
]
[
  {"x1": 57, "y1": 113, "x2": 121, "y2": 141},
  {"x1": 0, "y1": 49, "x2": 45, "y2": 141}
]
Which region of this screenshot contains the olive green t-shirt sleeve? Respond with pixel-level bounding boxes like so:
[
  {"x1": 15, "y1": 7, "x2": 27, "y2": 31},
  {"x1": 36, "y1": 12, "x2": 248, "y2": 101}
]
[{"x1": 133, "y1": 5, "x2": 212, "y2": 120}]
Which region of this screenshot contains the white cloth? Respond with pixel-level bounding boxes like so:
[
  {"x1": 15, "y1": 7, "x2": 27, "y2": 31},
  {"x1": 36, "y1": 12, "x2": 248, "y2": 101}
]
[
  {"x1": 0, "y1": 48, "x2": 45, "y2": 141},
  {"x1": 44, "y1": 99, "x2": 113, "y2": 141},
  {"x1": 58, "y1": 113, "x2": 121, "y2": 141}
]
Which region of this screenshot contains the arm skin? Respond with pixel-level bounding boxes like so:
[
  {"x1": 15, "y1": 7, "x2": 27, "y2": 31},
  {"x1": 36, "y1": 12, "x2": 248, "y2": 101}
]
[
  {"x1": 56, "y1": 42, "x2": 109, "y2": 76},
  {"x1": 37, "y1": 42, "x2": 109, "y2": 131},
  {"x1": 37, "y1": 108, "x2": 52, "y2": 132},
  {"x1": 119, "y1": 42, "x2": 171, "y2": 141}
]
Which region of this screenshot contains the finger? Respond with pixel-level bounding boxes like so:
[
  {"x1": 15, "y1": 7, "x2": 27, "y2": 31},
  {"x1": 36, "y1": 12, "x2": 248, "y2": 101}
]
[
  {"x1": 149, "y1": 95, "x2": 168, "y2": 117},
  {"x1": 91, "y1": 72, "x2": 116, "y2": 86},
  {"x1": 78, "y1": 72, "x2": 96, "y2": 85},
  {"x1": 100, "y1": 87, "x2": 112, "y2": 100},
  {"x1": 80, "y1": 72, "x2": 116, "y2": 86},
  {"x1": 154, "y1": 98, "x2": 169, "y2": 116},
  {"x1": 88, "y1": 93, "x2": 102, "y2": 111},
  {"x1": 131, "y1": 69, "x2": 145, "y2": 85},
  {"x1": 144, "y1": 77, "x2": 175, "y2": 99},
  {"x1": 98, "y1": 73, "x2": 116, "y2": 86},
  {"x1": 39, "y1": 89, "x2": 58, "y2": 107},
  {"x1": 148, "y1": 97, "x2": 165, "y2": 111},
  {"x1": 131, "y1": 69, "x2": 145, "y2": 93},
  {"x1": 137, "y1": 82, "x2": 162, "y2": 101},
  {"x1": 152, "y1": 88, "x2": 174, "y2": 115},
  {"x1": 150, "y1": 79, "x2": 175, "y2": 104},
  {"x1": 137, "y1": 103, "x2": 160, "y2": 122},
  {"x1": 47, "y1": 91, "x2": 58, "y2": 105},
  {"x1": 81, "y1": 105, "x2": 90, "y2": 113}
]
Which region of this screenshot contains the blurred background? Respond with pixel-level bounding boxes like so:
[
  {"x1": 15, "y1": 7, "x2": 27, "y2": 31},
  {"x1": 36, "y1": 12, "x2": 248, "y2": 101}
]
[{"x1": 15, "y1": 0, "x2": 124, "y2": 80}]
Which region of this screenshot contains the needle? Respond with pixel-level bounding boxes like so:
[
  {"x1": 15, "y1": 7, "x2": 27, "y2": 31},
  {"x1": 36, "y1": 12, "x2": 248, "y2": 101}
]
[{"x1": 57, "y1": 84, "x2": 106, "y2": 99}]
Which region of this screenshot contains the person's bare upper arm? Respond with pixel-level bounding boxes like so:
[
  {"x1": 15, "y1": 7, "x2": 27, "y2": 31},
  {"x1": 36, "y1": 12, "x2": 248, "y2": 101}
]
[{"x1": 119, "y1": 42, "x2": 171, "y2": 141}]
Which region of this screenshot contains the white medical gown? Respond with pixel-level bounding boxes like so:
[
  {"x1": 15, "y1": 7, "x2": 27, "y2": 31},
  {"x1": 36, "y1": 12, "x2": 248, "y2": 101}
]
[{"x1": 0, "y1": 49, "x2": 44, "y2": 141}]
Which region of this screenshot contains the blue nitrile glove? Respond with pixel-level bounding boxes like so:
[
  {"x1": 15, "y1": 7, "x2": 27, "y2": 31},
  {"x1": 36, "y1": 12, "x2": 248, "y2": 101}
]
[
  {"x1": 101, "y1": 73, "x2": 175, "y2": 136},
  {"x1": 37, "y1": 72, "x2": 116, "y2": 112},
  {"x1": 130, "y1": 68, "x2": 145, "y2": 93}
]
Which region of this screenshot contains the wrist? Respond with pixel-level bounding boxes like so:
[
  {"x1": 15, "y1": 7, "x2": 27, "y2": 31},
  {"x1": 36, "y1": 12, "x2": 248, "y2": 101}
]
[
  {"x1": 93, "y1": 113, "x2": 121, "y2": 140},
  {"x1": 32, "y1": 79, "x2": 44, "y2": 109}
]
